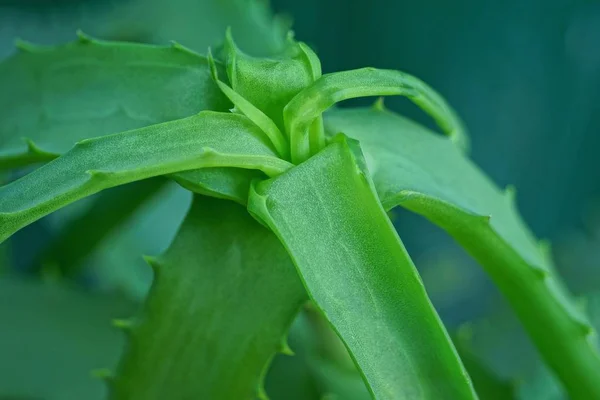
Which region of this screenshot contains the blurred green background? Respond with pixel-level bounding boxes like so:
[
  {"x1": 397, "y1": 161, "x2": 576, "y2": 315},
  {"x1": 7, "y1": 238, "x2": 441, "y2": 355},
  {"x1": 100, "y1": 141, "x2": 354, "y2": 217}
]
[{"x1": 0, "y1": 0, "x2": 599, "y2": 399}]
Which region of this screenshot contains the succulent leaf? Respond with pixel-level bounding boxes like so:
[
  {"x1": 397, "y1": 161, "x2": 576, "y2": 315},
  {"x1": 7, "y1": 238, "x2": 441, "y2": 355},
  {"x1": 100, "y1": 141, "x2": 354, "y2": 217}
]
[
  {"x1": 0, "y1": 36, "x2": 230, "y2": 171},
  {"x1": 0, "y1": 112, "x2": 291, "y2": 243},
  {"x1": 112, "y1": 195, "x2": 307, "y2": 400},
  {"x1": 285, "y1": 67, "x2": 469, "y2": 163},
  {"x1": 248, "y1": 137, "x2": 477, "y2": 399},
  {"x1": 324, "y1": 107, "x2": 600, "y2": 399}
]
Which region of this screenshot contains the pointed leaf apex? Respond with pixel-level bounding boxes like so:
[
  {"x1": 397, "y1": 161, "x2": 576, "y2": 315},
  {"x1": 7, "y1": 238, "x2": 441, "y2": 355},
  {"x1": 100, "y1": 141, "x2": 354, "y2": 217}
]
[
  {"x1": 24, "y1": 138, "x2": 54, "y2": 157},
  {"x1": 297, "y1": 42, "x2": 322, "y2": 80},
  {"x1": 169, "y1": 40, "x2": 190, "y2": 54},
  {"x1": 207, "y1": 48, "x2": 219, "y2": 82},
  {"x1": 256, "y1": 384, "x2": 270, "y2": 400},
  {"x1": 143, "y1": 255, "x2": 161, "y2": 273},
  {"x1": 476, "y1": 214, "x2": 492, "y2": 224},
  {"x1": 530, "y1": 263, "x2": 548, "y2": 279},
  {"x1": 14, "y1": 38, "x2": 37, "y2": 53},
  {"x1": 278, "y1": 338, "x2": 294, "y2": 356},
  {"x1": 225, "y1": 26, "x2": 236, "y2": 49},
  {"x1": 372, "y1": 97, "x2": 386, "y2": 111},
  {"x1": 25, "y1": 138, "x2": 39, "y2": 152},
  {"x1": 112, "y1": 318, "x2": 135, "y2": 332},
  {"x1": 76, "y1": 30, "x2": 93, "y2": 43}
]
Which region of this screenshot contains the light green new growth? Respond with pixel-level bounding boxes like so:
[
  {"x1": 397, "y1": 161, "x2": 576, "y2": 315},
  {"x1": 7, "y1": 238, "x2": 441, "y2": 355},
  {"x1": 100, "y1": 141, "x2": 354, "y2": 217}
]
[{"x1": 207, "y1": 49, "x2": 290, "y2": 159}]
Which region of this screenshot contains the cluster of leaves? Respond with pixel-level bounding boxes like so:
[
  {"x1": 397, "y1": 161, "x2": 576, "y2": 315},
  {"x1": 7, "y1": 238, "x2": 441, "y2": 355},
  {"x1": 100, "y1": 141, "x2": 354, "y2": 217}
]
[{"x1": 1, "y1": 2, "x2": 600, "y2": 399}]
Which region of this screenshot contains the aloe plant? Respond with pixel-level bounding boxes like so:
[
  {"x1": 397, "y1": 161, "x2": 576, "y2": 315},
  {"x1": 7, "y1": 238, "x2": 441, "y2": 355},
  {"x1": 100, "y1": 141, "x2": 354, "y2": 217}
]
[{"x1": 1, "y1": 24, "x2": 599, "y2": 399}]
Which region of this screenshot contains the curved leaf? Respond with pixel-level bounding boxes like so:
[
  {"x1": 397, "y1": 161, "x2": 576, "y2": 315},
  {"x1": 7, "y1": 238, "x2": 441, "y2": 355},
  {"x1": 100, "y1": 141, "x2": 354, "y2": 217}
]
[
  {"x1": 207, "y1": 49, "x2": 289, "y2": 159},
  {"x1": 248, "y1": 137, "x2": 476, "y2": 399},
  {"x1": 0, "y1": 36, "x2": 230, "y2": 170},
  {"x1": 324, "y1": 107, "x2": 600, "y2": 399},
  {"x1": 112, "y1": 195, "x2": 306, "y2": 399},
  {"x1": 225, "y1": 29, "x2": 320, "y2": 134},
  {"x1": 284, "y1": 67, "x2": 468, "y2": 163},
  {"x1": 0, "y1": 111, "x2": 292, "y2": 243}
]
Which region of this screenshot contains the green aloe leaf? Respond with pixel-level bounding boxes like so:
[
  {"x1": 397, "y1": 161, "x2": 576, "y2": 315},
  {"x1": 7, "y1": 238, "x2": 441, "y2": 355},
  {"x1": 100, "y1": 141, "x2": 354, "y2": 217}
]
[
  {"x1": 36, "y1": 178, "x2": 168, "y2": 277},
  {"x1": 0, "y1": 35, "x2": 263, "y2": 266},
  {"x1": 0, "y1": 112, "x2": 292, "y2": 243},
  {"x1": 248, "y1": 137, "x2": 476, "y2": 399},
  {"x1": 112, "y1": 195, "x2": 307, "y2": 399},
  {"x1": 86, "y1": 183, "x2": 191, "y2": 300},
  {"x1": 323, "y1": 106, "x2": 600, "y2": 399},
  {"x1": 0, "y1": 35, "x2": 230, "y2": 170},
  {"x1": 0, "y1": 277, "x2": 135, "y2": 400},
  {"x1": 207, "y1": 49, "x2": 290, "y2": 159},
  {"x1": 284, "y1": 67, "x2": 468, "y2": 163},
  {"x1": 224, "y1": 29, "x2": 320, "y2": 133}
]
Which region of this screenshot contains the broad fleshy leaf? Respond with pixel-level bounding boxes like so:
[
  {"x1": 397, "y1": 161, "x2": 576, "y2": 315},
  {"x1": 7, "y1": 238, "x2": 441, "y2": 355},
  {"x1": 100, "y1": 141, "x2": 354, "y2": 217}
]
[
  {"x1": 0, "y1": 112, "x2": 292, "y2": 243},
  {"x1": 248, "y1": 137, "x2": 476, "y2": 399},
  {"x1": 112, "y1": 195, "x2": 307, "y2": 399},
  {"x1": 0, "y1": 278, "x2": 135, "y2": 400},
  {"x1": 324, "y1": 107, "x2": 600, "y2": 398},
  {"x1": 0, "y1": 35, "x2": 230, "y2": 170}
]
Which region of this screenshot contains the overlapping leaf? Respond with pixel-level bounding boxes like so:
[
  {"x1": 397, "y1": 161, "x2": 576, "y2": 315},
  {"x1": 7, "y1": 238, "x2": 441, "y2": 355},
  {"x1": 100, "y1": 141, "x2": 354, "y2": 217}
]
[
  {"x1": 112, "y1": 195, "x2": 306, "y2": 399},
  {"x1": 0, "y1": 36, "x2": 230, "y2": 170},
  {"x1": 324, "y1": 107, "x2": 600, "y2": 398},
  {"x1": 36, "y1": 178, "x2": 168, "y2": 277},
  {"x1": 224, "y1": 29, "x2": 320, "y2": 133},
  {"x1": 454, "y1": 292, "x2": 600, "y2": 399},
  {"x1": 284, "y1": 67, "x2": 469, "y2": 162},
  {"x1": 248, "y1": 137, "x2": 477, "y2": 399},
  {"x1": 0, "y1": 111, "x2": 292, "y2": 243}
]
